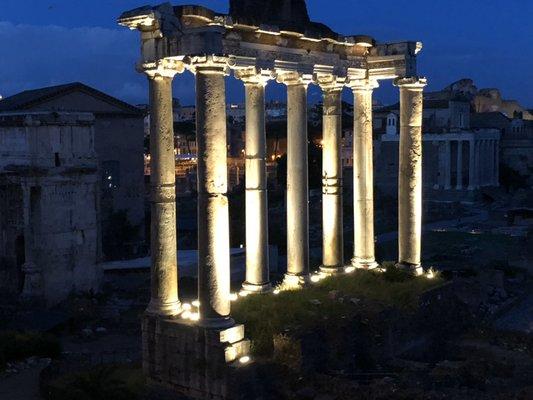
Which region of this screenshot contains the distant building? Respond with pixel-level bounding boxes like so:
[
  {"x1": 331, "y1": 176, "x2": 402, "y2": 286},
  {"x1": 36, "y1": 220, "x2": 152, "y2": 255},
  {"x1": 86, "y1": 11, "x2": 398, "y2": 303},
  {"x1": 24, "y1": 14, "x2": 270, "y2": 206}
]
[
  {"x1": 0, "y1": 83, "x2": 146, "y2": 259},
  {"x1": 341, "y1": 86, "x2": 501, "y2": 201},
  {"x1": 0, "y1": 112, "x2": 100, "y2": 305}
]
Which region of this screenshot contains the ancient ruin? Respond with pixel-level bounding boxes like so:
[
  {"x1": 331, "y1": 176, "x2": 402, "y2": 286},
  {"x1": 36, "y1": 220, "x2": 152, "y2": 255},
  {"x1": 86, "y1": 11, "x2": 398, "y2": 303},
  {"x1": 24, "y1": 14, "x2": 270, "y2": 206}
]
[{"x1": 118, "y1": 0, "x2": 426, "y2": 397}]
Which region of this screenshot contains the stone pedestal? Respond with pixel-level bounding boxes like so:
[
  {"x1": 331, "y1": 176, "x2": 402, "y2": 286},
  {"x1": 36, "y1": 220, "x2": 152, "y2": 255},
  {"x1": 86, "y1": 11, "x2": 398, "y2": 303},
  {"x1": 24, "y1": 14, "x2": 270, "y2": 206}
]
[{"x1": 142, "y1": 315, "x2": 253, "y2": 400}]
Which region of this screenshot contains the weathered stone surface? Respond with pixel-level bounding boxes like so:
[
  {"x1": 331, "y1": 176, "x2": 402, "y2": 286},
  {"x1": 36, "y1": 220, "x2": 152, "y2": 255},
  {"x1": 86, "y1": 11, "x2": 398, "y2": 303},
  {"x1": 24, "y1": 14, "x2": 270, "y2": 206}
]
[{"x1": 229, "y1": 0, "x2": 310, "y2": 26}]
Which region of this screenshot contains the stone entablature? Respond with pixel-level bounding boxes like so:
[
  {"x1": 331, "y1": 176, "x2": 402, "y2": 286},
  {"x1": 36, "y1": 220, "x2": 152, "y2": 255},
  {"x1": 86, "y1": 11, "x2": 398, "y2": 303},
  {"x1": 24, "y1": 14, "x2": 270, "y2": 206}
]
[{"x1": 118, "y1": 3, "x2": 421, "y2": 82}]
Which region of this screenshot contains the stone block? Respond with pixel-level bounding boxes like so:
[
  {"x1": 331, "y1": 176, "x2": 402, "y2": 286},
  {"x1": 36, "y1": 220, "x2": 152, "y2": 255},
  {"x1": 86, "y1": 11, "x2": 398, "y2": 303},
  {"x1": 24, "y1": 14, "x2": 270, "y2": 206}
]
[{"x1": 142, "y1": 314, "x2": 258, "y2": 399}]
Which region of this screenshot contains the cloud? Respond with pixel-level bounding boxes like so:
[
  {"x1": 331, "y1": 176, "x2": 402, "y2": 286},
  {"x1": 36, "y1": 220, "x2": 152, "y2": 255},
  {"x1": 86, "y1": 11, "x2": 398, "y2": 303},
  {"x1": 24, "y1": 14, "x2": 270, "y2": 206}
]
[{"x1": 0, "y1": 21, "x2": 146, "y2": 104}]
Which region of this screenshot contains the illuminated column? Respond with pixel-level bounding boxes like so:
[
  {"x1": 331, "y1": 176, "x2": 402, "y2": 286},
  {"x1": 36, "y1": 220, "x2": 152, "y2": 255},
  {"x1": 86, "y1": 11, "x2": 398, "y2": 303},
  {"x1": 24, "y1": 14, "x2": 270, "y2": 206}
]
[
  {"x1": 279, "y1": 72, "x2": 311, "y2": 287},
  {"x1": 444, "y1": 140, "x2": 452, "y2": 190},
  {"x1": 145, "y1": 67, "x2": 181, "y2": 316},
  {"x1": 456, "y1": 140, "x2": 463, "y2": 190},
  {"x1": 318, "y1": 76, "x2": 344, "y2": 274},
  {"x1": 193, "y1": 56, "x2": 233, "y2": 328},
  {"x1": 468, "y1": 139, "x2": 477, "y2": 190},
  {"x1": 350, "y1": 79, "x2": 379, "y2": 270},
  {"x1": 395, "y1": 77, "x2": 427, "y2": 275},
  {"x1": 236, "y1": 69, "x2": 272, "y2": 293}
]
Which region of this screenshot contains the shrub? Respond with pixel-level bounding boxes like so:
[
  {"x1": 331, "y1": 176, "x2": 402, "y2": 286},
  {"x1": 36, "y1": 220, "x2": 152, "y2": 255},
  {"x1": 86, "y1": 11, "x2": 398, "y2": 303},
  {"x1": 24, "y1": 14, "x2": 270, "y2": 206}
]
[
  {"x1": 0, "y1": 331, "x2": 61, "y2": 363},
  {"x1": 47, "y1": 364, "x2": 144, "y2": 400}
]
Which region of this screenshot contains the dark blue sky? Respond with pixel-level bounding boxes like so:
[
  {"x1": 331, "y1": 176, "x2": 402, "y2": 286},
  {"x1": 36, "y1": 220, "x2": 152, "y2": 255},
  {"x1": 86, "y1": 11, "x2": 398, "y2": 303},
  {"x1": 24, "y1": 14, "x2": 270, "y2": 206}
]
[{"x1": 1, "y1": 0, "x2": 532, "y2": 107}]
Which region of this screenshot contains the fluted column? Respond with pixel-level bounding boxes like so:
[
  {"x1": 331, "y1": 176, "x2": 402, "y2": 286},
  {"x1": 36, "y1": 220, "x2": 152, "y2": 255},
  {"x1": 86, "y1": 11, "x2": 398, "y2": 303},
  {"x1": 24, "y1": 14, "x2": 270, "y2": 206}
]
[
  {"x1": 350, "y1": 79, "x2": 379, "y2": 270},
  {"x1": 317, "y1": 76, "x2": 344, "y2": 274},
  {"x1": 278, "y1": 72, "x2": 311, "y2": 287},
  {"x1": 468, "y1": 139, "x2": 477, "y2": 190},
  {"x1": 192, "y1": 56, "x2": 233, "y2": 328},
  {"x1": 395, "y1": 77, "x2": 427, "y2": 275},
  {"x1": 456, "y1": 140, "x2": 463, "y2": 190},
  {"x1": 235, "y1": 68, "x2": 272, "y2": 293},
  {"x1": 145, "y1": 67, "x2": 181, "y2": 316}
]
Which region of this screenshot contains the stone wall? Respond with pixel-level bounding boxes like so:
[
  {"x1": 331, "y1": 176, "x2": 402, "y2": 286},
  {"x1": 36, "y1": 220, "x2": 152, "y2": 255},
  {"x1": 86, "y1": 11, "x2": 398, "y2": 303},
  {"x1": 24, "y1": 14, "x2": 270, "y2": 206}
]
[
  {"x1": 142, "y1": 316, "x2": 256, "y2": 400},
  {"x1": 0, "y1": 112, "x2": 101, "y2": 305}
]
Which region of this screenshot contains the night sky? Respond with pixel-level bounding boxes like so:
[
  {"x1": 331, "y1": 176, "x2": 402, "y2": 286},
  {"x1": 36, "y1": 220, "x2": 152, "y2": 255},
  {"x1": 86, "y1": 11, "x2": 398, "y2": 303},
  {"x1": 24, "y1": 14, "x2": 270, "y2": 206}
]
[{"x1": 1, "y1": 0, "x2": 532, "y2": 107}]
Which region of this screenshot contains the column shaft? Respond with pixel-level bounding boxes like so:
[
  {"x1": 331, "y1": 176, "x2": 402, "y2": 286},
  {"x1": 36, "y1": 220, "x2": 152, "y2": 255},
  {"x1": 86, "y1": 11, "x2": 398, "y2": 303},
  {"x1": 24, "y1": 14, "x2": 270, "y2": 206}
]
[
  {"x1": 396, "y1": 77, "x2": 426, "y2": 274},
  {"x1": 468, "y1": 140, "x2": 476, "y2": 190},
  {"x1": 321, "y1": 88, "x2": 344, "y2": 273},
  {"x1": 352, "y1": 83, "x2": 378, "y2": 269},
  {"x1": 456, "y1": 140, "x2": 463, "y2": 190},
  {"x1": 444, "y1": 140, "x2": 452, "y2": 189},
  {"x1": 195, "y1": 66, "x2": 233, "y2": 328},
  {"x1": 147, "y1": 75, "x2": 180, "y2": 316},
  {"x1": 243, "y1": 81, "x2": 271, "y2": 292},
  {"x1": 285, "y1": 82, "x2": 310, "y2": 285}
]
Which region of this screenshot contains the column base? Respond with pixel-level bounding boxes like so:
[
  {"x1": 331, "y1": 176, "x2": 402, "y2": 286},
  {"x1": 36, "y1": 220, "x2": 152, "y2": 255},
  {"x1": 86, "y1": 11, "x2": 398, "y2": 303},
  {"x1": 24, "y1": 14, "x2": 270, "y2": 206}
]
[
  {"x1": 281, "y1": 273, "x2": 310, "y2": 290},
  {"x1": 242, "y1": 281, "x2": 272, "y2": 294},
  {"x1": 319, "y1": 265, "x2": 344, "y2": 275},
  {"x1": 146, "y1": 299, "x2": 182, "y2": 317},
  {"x1": 142, "y1": 314, "x2": 255, "y2": 400},
  {"x1": 351, "y1": 257, "x2": 380, "y2": 270},
  {"x1": 395, "y1": 262, "x2": 424, "y2": 276}
]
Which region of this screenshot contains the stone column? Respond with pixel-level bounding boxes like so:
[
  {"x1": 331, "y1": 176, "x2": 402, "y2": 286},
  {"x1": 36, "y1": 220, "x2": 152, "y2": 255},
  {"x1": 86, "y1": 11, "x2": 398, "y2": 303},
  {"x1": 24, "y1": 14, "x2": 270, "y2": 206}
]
[
  {"x1": 468, "y1": 139, "x2": 477, "y2": 190},
  {"x1": 444, "y1": 140, "x2": 452, "y2": 190},
  {"x1": 279, "y1": 72, "x2": 311, "y2": 287},
  {"x1": 193, "y1": 56, "x2": 233, "y2": 328},
  {"x1": 317, "y1": 76, "x2": 344, "y2": 274},
  {"x1": 350, "y1": 79, "x2": 379, "y2": 269},
  {"x1": 235, "y1": 69, "x2": 272, "y2": 293},
  {"x1": 145, "y1": 68, "x2": 181, "y2": 316},
  {"x1": 394, "y1": 77, "x2": 427, "y2": 275},
  {"x1": 456, "y1": 140, "x2": 463, "y2": 190}
]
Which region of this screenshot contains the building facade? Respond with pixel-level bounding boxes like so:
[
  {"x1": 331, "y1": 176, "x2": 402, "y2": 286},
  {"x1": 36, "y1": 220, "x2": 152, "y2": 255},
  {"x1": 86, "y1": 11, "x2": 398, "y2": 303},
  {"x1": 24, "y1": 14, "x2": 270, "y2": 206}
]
[
  {"x1": 0, "y1": 112, "x2": 100, "y2": 305},
  {"x1": 0, "y1": 83, "x2": 146, "y2": 259}
]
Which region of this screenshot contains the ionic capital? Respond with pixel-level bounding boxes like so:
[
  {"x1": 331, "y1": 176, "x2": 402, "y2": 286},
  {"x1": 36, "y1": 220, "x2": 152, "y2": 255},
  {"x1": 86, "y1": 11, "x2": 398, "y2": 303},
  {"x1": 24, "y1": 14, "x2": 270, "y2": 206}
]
[
  {"x1": 394, "y1": 76, "x2": 428, "y2": 91},
  {"x1": 187, "y1": 55, "x2": 230, "y2": 75},
  {"x1": 276, "y1": 71, "x2": 313, "y2": 87},
  {"x1": 234, "y1": 67, "x2": 275, "y2": 86},
  {"x1": 140, "y1": 59, "x2": 185, "y2": 80},
  {"x1": 314, "y1": 74, "x2": 345, "y2": 92},
  {"x1": 347, "y1": 78, "x2": 379, "y2": 92}
]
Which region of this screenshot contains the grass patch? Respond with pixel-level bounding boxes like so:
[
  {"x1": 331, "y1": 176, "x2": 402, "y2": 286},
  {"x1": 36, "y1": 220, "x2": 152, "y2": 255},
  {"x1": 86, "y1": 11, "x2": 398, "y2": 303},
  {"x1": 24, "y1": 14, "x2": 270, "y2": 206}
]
[
  {"x1": 0, "y1": 331, "x2": 61, "y2": 370},
  {"x1": 46, "y1": 364, "x2": 145, "y2": 400},
  {"x1": 233, "y1": 266, "x2": 443, "y2": 357}
]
